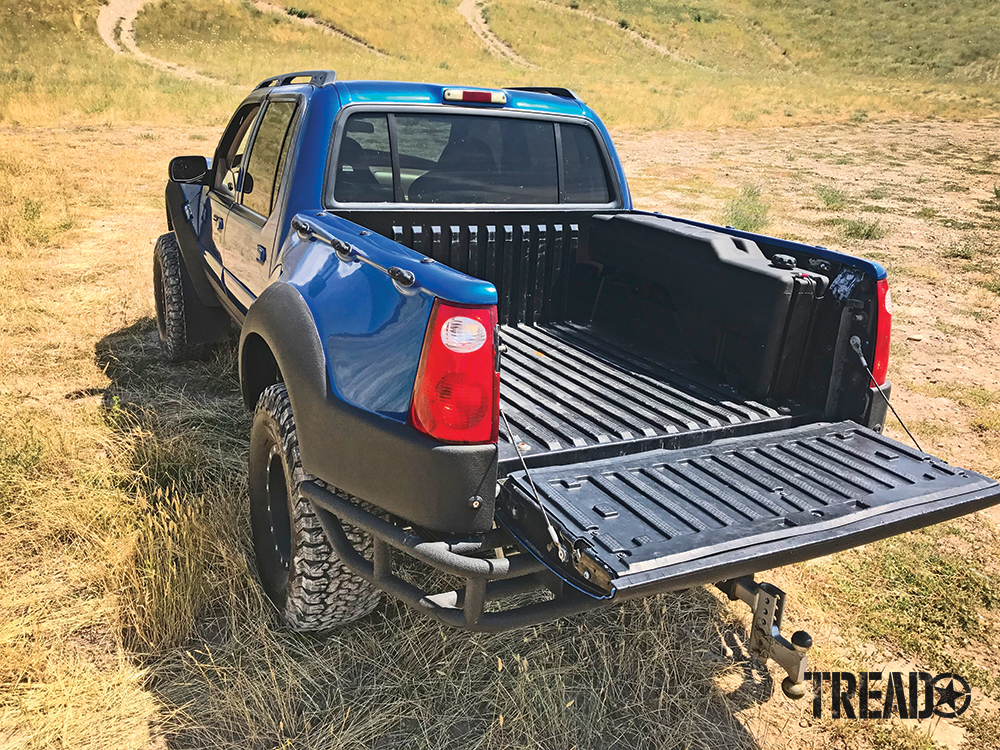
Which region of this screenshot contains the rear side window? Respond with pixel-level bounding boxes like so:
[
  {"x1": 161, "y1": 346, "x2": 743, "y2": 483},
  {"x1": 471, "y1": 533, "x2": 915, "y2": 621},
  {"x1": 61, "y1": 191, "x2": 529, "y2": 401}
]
[
  {"x1": 561, "y1": 123, "x2": 610, "y2": 204},
  {"x1": 242, "y1": 100, "x2": 298, "y2": 217},
  {"x1": 329, "y1": 112, "x2": 612, "y2": 206}
]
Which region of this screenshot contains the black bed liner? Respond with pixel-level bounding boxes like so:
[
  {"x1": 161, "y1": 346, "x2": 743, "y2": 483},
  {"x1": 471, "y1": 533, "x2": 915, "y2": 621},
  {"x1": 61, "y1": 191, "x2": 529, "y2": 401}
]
[
  {"x1": 498, "y1": 323, "x2": 814, "y2": 469},
  {"x1": 497, "y1": 421, "x2": 1000, "y2": 597}
]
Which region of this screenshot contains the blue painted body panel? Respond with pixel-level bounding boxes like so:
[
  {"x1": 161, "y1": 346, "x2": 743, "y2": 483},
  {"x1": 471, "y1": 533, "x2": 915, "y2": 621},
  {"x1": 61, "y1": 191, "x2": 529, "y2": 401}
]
[{"x1": 282, "y1": 211, "x2": 496, "y2": 417}]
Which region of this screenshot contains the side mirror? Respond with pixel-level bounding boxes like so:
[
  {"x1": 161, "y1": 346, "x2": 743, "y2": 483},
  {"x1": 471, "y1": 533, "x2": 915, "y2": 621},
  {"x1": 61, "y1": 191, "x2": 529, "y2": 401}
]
[
  {"x1": 241, "y1": 172, "x2": 255, "y2": 195},
  {"x1": 169, "y1": 155, "x2": 209, "y2": 184}
]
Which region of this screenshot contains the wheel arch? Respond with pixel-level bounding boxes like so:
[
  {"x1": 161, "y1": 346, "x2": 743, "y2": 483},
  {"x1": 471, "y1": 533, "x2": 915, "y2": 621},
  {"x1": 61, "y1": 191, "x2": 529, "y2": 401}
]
[{"x1": 240, "y1": 282, "x2": 328, "y2": 413}]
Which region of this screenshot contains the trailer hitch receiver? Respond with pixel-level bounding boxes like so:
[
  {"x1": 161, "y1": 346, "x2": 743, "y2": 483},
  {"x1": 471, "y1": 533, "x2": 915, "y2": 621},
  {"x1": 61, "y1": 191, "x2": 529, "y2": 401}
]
[{"x1": 717, "y1": 577, "x2": 812, "y2": 699}]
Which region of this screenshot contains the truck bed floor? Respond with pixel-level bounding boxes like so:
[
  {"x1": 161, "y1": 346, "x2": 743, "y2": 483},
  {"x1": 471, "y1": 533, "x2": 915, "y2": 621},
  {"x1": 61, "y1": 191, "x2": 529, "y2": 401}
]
[{"x1": 498, "y1": 323, "x2": 812, "y2": 471}]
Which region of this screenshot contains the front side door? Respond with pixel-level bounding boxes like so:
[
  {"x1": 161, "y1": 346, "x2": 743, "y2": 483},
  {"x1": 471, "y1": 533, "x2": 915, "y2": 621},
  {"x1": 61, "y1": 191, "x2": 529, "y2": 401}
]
[
  {"x1": 206, "y1": 102, "x2": 262, "y2": 289},
  {"x1": 224, "y1": 98, "x2": 300, "y2": 309}
]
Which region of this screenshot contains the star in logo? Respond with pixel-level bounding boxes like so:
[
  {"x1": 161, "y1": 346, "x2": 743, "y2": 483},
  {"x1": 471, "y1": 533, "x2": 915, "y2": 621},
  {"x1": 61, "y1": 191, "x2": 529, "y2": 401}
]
[{"x1": 931, "y1": 673, "x2": 971, "y2": 718}]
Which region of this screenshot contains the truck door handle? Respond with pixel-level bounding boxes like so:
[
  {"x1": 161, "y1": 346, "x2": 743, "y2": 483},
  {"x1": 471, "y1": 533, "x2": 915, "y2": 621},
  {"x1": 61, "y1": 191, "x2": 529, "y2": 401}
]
[
  {"x1": 256, "y1": 245, "x2": 267, "y2": 264},
  {"x1": 213, "y1": 214, "x2": 224, "y2": 231}
]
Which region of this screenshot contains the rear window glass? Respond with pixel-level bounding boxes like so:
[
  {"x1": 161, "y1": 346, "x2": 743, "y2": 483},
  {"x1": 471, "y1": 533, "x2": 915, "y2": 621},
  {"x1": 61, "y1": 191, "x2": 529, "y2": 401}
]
[{"x1": 329, "y1": 112, "x2": 613, "y2": 205}]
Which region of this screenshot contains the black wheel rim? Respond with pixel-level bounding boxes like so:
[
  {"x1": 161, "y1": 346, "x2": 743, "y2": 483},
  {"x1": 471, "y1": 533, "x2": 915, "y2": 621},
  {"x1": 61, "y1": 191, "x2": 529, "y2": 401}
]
[{"x1": 266, "y1": 445, "x2": 292, "y2": 567}]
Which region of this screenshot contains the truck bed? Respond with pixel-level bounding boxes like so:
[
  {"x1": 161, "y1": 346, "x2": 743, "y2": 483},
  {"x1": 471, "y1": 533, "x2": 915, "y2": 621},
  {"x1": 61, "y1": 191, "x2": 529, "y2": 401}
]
[{"x1": 498, "y1": 323, "x2": 814, "y2": 470}]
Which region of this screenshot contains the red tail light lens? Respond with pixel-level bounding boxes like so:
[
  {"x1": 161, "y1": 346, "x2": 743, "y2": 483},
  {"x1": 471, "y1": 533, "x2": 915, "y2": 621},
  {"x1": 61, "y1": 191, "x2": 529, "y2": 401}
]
[
  {"x1": 410, "y1": 301, "x2": 499, "y2": 444},
  {"x1": 871, "y1": 278, "x2": 891, "y2": 386}
]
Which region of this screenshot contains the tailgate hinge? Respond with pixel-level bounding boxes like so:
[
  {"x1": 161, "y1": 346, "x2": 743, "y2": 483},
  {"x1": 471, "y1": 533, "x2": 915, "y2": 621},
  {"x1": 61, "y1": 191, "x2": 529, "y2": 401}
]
[{"x1": 717, "y1": 577, "x2": 813, "y2": 699}]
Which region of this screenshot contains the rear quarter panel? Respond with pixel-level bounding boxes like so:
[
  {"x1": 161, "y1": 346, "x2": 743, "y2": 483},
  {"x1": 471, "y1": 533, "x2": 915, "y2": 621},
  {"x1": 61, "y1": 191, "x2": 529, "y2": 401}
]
[{"x1": 280, "y1": 213, "x2": 497, "y2": 420}]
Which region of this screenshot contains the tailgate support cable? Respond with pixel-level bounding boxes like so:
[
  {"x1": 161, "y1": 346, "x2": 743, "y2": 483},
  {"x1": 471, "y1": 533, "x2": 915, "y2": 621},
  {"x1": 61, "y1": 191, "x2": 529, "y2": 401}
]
[
  {"x1": 500, "y1": 408, "x2": 567, "y2": 562},
  {"x1": 849, "y1": 336, "x2": 922, "y2": 451}
]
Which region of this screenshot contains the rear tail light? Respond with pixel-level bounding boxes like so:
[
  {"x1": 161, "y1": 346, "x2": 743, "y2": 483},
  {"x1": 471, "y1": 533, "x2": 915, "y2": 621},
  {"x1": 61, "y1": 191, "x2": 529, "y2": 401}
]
[
  {"x1": 410, "y1": 301, "x2": 499, "y2": 444},
  {"x1": 871, "y1": 278, "x2": 891, "y2": 386}
]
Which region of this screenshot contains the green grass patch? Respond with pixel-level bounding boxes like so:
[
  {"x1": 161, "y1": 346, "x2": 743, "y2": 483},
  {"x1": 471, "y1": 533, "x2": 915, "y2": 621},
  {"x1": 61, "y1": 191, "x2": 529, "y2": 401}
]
[
  {"x1": 943, "y1": 240, "x2": 977, "y2": 260},
  {"x1": 816, "y1": 185, "x2": 848, "y2": 209},
  {"x1": 722, "y1": 185, "x2": 770, "y2": 233},
  {"x1": 979, "y1": 275, "x2": 1000, "y2": 295},
  {"x1": 940, "y1": 217, "x2": 978, "y2": 230},
  {"x1": 827, "y1": 528, "x2": 1000, "y2": 681},
  {"x1": 843, "y1": 218, "x2": 887, "y2": 240}
]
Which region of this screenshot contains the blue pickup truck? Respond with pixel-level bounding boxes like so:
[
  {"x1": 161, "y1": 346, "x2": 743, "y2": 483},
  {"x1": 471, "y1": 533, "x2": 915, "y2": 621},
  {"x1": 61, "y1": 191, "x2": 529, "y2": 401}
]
[{"x1": 158, "y1": 70, "x2": 999, "y2": 698}]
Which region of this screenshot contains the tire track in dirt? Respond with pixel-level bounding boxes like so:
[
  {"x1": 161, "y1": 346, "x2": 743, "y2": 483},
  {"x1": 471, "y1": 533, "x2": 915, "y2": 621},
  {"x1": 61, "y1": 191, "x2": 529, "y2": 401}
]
[
  {"x1": 96, "y1": 0, "x2": 236, "y2": 87},
  {"x1": 251, "y1": 2, "x2": 389, "y2": 57},
  {"x1": 531, "y1": 0, "x2": 703, "y2": 67},
  {"x1": 97, "y1": 0, "x2": 387, "y2": 88},
  {"x1": 458, "y1": 0, "x2": 536, "y2": 68}
]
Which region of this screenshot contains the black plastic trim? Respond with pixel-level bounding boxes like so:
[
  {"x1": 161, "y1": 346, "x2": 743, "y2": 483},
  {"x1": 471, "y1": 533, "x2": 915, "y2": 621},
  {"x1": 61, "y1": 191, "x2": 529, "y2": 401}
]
[
  {"x1": 865, "y1": 381, "x2": 891, "y2": 432},
  {"x1": 164, "y1": 183, "x2": 232, "y2": 345},
  {"x1": 165, "y1": 182, "x2": 221, "y2": 307}
]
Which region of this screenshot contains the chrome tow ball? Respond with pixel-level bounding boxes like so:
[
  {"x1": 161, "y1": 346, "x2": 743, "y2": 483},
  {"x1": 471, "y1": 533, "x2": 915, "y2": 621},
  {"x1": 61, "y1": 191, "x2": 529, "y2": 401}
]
[{"x1": 717, "y1": 576, "x2": 813, "y2": 700}]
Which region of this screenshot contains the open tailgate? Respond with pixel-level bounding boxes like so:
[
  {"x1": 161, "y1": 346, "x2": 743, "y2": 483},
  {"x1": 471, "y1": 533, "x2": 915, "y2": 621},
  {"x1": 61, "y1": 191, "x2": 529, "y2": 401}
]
[{"x1": 497, "y1": 422, "x2": 1000, "y2": 598}]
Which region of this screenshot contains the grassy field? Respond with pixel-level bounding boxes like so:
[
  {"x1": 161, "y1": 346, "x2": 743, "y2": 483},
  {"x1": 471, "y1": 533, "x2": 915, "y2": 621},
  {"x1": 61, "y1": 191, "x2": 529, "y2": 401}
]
[{"x1": 3, "y1": 1, "x2": 1000, "y2": 748}]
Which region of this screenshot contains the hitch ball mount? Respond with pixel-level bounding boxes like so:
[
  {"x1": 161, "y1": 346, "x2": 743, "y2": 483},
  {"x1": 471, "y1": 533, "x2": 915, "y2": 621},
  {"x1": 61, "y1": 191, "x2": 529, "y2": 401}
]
[{"x1": 717, "y1": 576, "x2": 813, "y2": 700}]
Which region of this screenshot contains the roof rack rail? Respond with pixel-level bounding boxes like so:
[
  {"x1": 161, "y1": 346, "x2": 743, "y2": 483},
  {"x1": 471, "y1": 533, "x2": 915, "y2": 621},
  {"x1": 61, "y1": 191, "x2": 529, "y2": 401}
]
[
  {"x1": 255, "y1": 70, "x2": 337, "y2": 90},
  {"x1": 507, "y1": 86, "x2": 580, "y2": 101}
]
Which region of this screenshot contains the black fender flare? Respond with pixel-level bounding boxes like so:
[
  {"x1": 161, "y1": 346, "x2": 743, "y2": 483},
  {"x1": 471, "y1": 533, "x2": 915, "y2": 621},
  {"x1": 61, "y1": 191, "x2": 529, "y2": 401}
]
[
  {"x1": 240, "y1": 283, "x2": 498, "y2": 533},
  {"x1": 164, "y1": 182, "x2": 232, "y2": 345},
  {"x1": 165, "y1": 181, "x2": 221, "y2": 308}
]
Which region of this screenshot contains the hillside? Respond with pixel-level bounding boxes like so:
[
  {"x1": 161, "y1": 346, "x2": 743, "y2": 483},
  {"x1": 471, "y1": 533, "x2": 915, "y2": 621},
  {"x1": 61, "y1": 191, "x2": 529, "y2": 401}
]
[{"x1": 2, "y1": 0, "x2": 999, "y2": 130}]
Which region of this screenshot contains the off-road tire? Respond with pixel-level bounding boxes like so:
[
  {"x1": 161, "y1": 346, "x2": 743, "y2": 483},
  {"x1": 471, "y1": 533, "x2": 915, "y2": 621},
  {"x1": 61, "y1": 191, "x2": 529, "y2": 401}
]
[
  {"x1": 153, "y1": 232, "x2": 208, "y2": 362},
  {"x1": 248, "y1": 383, "x2": 382, "y2": 631}
]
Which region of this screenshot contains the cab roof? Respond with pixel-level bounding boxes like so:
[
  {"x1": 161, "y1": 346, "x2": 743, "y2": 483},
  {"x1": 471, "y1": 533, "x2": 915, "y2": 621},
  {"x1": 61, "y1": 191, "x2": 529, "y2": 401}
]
[{"x1": 333, "y1": 80, "x2": 588, "y2": 117}]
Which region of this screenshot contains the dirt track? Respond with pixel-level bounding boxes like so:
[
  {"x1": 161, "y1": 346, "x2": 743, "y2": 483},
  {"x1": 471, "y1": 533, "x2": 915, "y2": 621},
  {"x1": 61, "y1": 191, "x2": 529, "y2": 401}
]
[{"x1": 97, "y1": 0, "x2": 232, "y2": 86}]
